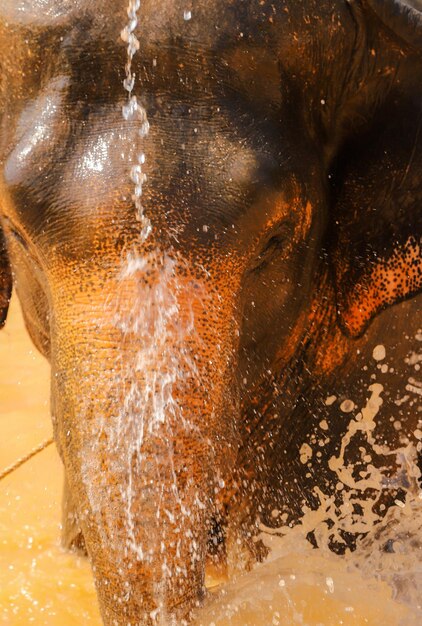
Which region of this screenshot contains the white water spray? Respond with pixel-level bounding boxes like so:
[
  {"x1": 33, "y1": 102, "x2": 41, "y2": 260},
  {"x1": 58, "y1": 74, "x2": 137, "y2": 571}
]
[{"x1": 195, "y1": 365, "x2": 422, "y2": 625}]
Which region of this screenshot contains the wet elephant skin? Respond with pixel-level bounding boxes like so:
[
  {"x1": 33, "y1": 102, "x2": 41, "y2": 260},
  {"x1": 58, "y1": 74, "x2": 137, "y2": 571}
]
[{"x1": 0, "y1": 1, "x2": 422, "y2": 624}]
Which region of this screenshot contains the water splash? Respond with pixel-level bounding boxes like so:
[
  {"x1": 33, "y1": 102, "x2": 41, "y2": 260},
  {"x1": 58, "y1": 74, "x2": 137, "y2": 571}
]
[
  {"x1": 194, "y1": 333, "x2": 422, "y2": 624},
  {"x1": 121, "y1": 0, "x2": 151, "y2": 237},
  {"x1": 195, "y1": 435, "x2": 421, "y2": 624},
  {"x1": 322, "y1": 374, "x2": 421, "y2": 544}
]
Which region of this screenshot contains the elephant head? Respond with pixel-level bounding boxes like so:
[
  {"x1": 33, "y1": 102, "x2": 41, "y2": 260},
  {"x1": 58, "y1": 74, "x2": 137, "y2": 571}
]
[{"x1": 0, "y1": 0, "x2": 421, "y2": 623}]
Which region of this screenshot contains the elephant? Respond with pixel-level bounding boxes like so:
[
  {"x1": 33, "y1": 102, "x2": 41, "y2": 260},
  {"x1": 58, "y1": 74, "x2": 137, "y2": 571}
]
[{"x1": 0, "y1": 0, "x2": 421, "y2": 623}]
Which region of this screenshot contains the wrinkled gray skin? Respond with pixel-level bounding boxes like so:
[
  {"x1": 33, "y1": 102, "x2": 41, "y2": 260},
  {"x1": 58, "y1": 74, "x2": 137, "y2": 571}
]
[{"x1": 0, "y1": 0, "x2": 421, "y2": 624}]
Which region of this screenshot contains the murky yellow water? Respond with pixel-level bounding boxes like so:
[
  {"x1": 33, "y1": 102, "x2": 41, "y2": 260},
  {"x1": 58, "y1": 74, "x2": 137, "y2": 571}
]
[
  {"x1": 0, "y1": 297, "x2": 419, "y2": 625},
  {"x1": 0, "y1": 297, "x2": 101, "y2": 625}
]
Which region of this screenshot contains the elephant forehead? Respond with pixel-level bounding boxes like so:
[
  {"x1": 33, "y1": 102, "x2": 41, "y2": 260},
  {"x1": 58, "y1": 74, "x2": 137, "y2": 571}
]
[
  {"x1": 0, "y1": 0, "x2": 85, "y2": 26},
  {"x1": 0, "y1": 0, "x2": 254, "y2": 36},
  {"x1": 60, "y1": 123, "x2": 138, "y2": 214},
  {"x1": 137, "y1": 0, "x2": 286, "y2": 58},
  {"x1": 2, "y1": 0, "x2": 286, "y2": 64},
  {"x1": 140, "y1": 0, "x2": 241, "y2": 39},
  {"x1": 3, "y1": 76, "x2": 70, "y2": 186}
]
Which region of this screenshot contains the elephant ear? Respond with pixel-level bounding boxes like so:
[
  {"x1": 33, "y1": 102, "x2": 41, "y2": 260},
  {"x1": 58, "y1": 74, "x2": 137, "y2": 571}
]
[
  {"x1": 365, "y1": 0, "x2": 422, "y2": 50},
  {"x1": 366, "y1": 0, "x2": 422, "y2": 50},
  {"x1": 330, "y1": 0, "x2": 422, "y2": 338},
  {"x1": 0, "y1": 229, "x2": 12, "y2": 327},
  {"x1": 331, "y1": 93, "x2": 422, "y2": 338}
]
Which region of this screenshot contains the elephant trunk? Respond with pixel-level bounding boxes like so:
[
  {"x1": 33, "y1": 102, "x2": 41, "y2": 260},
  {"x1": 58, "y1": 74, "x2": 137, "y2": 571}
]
[{"x1": 51, "y1": 252, "x2": 240, "y2": 624}]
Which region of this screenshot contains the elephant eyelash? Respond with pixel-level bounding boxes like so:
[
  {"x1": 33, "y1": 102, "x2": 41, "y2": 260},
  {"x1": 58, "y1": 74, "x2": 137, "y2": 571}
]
[
  {"x1": 7, "y1": 224, "x2": 30, "y2": 252},
  {"x1": 250, "y1": 234, "x2": 286, "y2": 273}
]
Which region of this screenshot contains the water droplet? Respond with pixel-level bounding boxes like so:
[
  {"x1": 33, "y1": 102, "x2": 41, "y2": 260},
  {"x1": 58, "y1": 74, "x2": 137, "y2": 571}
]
[
  {"x1": 139, "y1": 120, "x2": 150, "y2": 137},
  {"x1": 127, "y1": 17, "x2": 138, "y2": 33},
  {"x1": 340, "y1": 399, "x2": 355, "y2": 413},
  {"x1": 130, "y1": 165, "x2": 142, "y2": 184},
  {"x1": 373, "y1": 344, "x2": 386, "y2": 361},
  {"x1": 123, "y1": 75, "x2": 135, "y2": 92},
  {"x1": 122, "y1": 95, "x2": 139, "y2": 121}
]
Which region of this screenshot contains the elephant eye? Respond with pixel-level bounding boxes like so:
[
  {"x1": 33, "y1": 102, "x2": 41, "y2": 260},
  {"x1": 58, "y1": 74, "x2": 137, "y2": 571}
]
[
  {"x1": 250, "y1": 233, "x2": 286, "y2": 273},
  {"x1": 5, "y1": 220, "x2": 30, "y2": 252}
]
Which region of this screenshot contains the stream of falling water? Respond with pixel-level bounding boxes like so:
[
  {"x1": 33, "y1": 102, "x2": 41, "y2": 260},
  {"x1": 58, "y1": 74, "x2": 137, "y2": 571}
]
[{"x1": 121, "y1": 0, "x2": 151, "y2": 238}]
